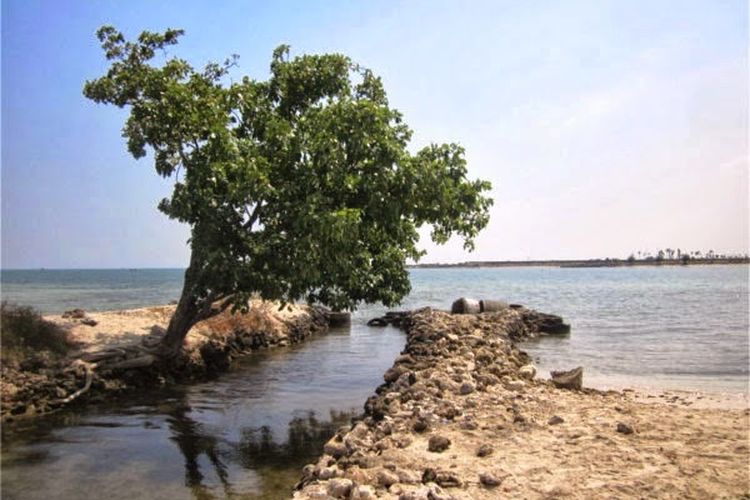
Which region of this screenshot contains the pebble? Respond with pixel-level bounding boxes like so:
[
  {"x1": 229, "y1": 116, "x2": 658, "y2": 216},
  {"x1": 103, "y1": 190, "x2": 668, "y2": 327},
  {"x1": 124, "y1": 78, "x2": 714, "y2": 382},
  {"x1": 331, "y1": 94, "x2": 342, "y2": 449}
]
[
  {"x1": 519, "y1": 364, "x2": 537, "y2": 380},
  {"x1": 548, "y1": 415, "x2": 564, "y2": 425},
  {"x1": 326, "y1": 478, "x2": 353, "y2": 498},
  {"x1": 323, "y1": 439, "x2": 348, "y2": 459},
  {"x1": 350, "y1": 485, "x2": 376, "y2": 499},
  {"x1": 476, "y1": 443, "x2": 494, "y2": 457},
  {"x1": 318, "y1": 466, "x2": 338, "y2": 480},
  {"x1": 412, "y1": 418, "x2": 429, "y2": 433},
  {"x1": 506, "y1": 380, "x2": 525, "y2": 391},
  {"x1": 616, "y1": 422, "x2": 634, "y2": 434},
  {"x1": 479, "y1": 472, "x2": 503, "y2": 487},
  {"x1": 459, "y1": 382, "x2": 476, "y2": 395},
  {"x1": 377, "y1": 468, "x2": 400, "y2": 487},
  {"x1": 427, "y1": 435, "x2": 451, "y2": 452}
]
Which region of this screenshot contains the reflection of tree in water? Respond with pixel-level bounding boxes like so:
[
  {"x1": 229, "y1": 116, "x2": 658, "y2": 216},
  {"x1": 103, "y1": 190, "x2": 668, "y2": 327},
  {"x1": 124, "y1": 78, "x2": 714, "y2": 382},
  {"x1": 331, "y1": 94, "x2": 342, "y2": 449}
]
[
  {"x1": 238, "y1": 409, "x2": 353, "y2": 469},
  {"x1": 166, "y1": 404, "x2": 356, "y2": 499},
  {"x1": 166, "y1": 403, "x2": 232, "y2": 499}
]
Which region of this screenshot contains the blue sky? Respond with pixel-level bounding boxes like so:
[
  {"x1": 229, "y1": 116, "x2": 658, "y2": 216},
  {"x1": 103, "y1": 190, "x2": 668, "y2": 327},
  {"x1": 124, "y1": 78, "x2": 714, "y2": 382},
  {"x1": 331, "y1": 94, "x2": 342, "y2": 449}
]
[{"x1": 2, "y1": 0, "x2": 747, "y2": 268}]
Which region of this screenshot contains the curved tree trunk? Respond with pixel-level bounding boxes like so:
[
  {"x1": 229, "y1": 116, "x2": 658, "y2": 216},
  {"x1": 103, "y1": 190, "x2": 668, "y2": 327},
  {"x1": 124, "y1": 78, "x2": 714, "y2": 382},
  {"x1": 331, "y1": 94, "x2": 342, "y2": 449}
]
[{"x1": 160, "y1": 250, "x2": 204, "y2": 357}]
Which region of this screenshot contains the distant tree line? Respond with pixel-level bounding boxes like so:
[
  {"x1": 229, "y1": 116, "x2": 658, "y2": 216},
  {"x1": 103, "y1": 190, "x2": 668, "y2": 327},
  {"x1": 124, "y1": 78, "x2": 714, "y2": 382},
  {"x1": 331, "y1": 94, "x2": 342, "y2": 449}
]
[{"x1": 626, "y1": 249, "x2": 750, "y2": 265}]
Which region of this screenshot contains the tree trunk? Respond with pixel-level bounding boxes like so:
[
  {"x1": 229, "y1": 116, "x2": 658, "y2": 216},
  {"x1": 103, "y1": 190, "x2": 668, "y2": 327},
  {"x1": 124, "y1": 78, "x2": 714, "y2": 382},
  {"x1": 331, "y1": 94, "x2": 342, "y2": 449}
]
[{"x1": 160, "y1": 250, "x2": 204, "y2": 357}]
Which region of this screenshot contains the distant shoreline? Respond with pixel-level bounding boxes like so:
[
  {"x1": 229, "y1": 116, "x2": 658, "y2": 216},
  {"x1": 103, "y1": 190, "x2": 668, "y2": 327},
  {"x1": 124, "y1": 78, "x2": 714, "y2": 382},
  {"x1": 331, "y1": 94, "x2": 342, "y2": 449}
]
[{"x1": 409, "y1": 257, "x2": 750, "y2": 269}]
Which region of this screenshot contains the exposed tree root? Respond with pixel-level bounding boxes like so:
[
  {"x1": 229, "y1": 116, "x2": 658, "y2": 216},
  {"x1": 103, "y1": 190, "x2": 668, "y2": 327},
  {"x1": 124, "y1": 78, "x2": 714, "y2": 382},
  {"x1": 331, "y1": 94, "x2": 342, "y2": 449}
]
[{"x1": 55, "y1": 360, "x2": 95, "y2": 405}]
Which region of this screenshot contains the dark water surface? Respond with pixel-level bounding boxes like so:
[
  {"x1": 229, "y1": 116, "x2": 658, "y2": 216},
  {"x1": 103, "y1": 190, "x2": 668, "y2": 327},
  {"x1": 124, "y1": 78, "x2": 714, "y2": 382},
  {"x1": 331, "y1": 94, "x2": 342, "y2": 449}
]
[
  {"x1": 1, "y1": 325, "x2": 404, "y2": 500},
  {"x1": 1, "y1": 265, "x2": 748, "y2": 498}
]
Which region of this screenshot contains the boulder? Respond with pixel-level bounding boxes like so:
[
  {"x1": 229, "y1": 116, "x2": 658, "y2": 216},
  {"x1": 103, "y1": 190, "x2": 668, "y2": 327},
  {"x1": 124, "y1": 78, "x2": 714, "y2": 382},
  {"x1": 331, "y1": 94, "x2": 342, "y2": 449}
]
[
  {"x1": 450, "y1": 297, "x2": 480, "y2": 314},
  {"x1": 550, "y1": 367, "x2": 583, "y2": 390},
  {"x1": 479, "y1": 299, "x2": 508, "y2": 312},
  {"x1": 519, "y1": 364, "x2": 536, "y2": 380}
]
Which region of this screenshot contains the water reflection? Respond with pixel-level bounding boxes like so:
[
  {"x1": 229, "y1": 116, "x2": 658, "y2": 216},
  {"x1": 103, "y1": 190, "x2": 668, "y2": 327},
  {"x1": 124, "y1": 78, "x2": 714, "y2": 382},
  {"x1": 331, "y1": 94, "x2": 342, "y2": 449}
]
[
  {"x1": 2, "y1": 312, "x2": 406, "y2": 499},
  {"x1": 166, "y1": 402, "x2": 232, "y2": 498},
  {"x1": 2, "y1": 389, "x2": 357, "y2": 500},
  {"x1": 164, "y1": 398, "x2": 354, "y2": 499}
]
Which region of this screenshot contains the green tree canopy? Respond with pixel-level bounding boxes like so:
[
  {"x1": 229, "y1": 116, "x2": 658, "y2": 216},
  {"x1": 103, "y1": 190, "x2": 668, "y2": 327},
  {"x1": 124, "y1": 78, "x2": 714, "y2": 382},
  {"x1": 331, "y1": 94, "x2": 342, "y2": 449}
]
[{"x1": 84, "y1": 26, "x2": 493, "y2": 353}]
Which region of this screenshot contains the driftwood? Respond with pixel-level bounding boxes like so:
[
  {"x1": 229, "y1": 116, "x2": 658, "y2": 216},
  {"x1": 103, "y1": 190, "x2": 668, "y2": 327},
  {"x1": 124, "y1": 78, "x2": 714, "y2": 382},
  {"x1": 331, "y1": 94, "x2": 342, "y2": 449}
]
[{"x1": 55, "y1": 360, "x2": 95, "y2": 405}]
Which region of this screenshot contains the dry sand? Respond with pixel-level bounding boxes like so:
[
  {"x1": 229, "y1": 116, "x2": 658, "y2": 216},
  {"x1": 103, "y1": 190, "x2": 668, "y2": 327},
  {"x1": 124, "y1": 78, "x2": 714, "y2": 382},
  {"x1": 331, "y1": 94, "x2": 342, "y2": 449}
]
[{"x1": 45, "y1": 300, "x2": 310, "y2": 354}]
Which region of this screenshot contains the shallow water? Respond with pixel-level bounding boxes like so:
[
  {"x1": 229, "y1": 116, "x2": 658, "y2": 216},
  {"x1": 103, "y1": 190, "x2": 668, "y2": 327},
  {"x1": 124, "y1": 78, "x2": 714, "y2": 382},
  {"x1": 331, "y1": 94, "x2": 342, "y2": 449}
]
[
  {"x1": 1, "y1": 324, "x2": 405, "y2": 499},
  {"x1": 1, "y1": 265, "x2": 747, "y2": 498},
  {"x1": 2, "y1": 265, "x2": 748, "y2": 390}
]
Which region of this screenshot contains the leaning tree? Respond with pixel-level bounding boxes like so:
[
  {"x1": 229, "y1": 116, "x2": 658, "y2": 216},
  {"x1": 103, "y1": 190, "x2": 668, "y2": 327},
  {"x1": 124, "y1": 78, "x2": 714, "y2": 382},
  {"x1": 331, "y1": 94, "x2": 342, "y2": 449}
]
[{"x1": 84, "y1": 26, "x2": 493, "y2": 355}]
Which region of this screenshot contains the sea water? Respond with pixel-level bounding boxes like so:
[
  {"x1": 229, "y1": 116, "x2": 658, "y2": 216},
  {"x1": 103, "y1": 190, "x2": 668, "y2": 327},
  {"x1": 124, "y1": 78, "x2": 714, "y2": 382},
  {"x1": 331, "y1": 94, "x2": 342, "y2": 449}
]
[
  {"x1": 1, "y1": 265, "x2": 747, "y2": 499},
  {"x1": 2, "y1": 265, "x2": 747, "y2": 392}
]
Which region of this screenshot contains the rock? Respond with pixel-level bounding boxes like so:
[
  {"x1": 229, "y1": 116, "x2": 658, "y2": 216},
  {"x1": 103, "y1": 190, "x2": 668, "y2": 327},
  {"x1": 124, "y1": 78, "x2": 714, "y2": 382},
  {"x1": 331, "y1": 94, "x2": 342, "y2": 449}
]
[
  {"x1": 476, "y1": 444, "x2": 494, "y2": 457},
  {"x1": 432, "y1": 470, "x2": 461, "y2": 487},
  {"x1": 513, "y1": 413, "x2": 527, "y2": 424},
  {"x1": 519, "y1": 364, "x2": 536, "y2": 380},
  {"x1": 548, "y1": 415, "x2": 565, "y2": 425},
  {"x1": 506, "y1": 380, "x2": 525, "y2": 391},
  {"x1": 459, "y1": 382, "x2": 475, "y2": 395},
  {"x1": 350, "y1": 485, "x2": 376, "y2": 500},
  {"x1": 396, "y1": 468, "x2": 421, "y2": 484},
  {"x1": 523, "y1": 310, "x2": 571, "y2": 334},
  {"x1": 426, "y1": 483, "x2": 453, "y2": 500},
  {"x1": 367, "y1": 317, "x2": 389, "y2": 327},
  {"x1": 326, "y1": 478, "x2": 353, "y2": 498},
  {"x1": 394, "y1": 434, "x2": 413, "y2": 448},
  {"x1": 450, "y1": 297, "x2": 481, "y2": 314},
  {"x1": 427, "y1": 435, "x2": 451, "y2": 452},
  {"x1": 81, "y1": 318, "x2": 98, "y2": 326},
  {"x1": 616, "y1": 422, "x2": 634, "y2": 434},
  {"x1": 323, "y1": 438, "x2": 348, "y2": 459},
  {"x1": 317, "y1": 466, "x2": 338, "y2": 480},
  {"x1": 62, "y1": 308, "x2": 86, "y2": 319},
  {"x1": 479, "y1": 299, "x2": 508, "y2": 312},
  {"x1": 384, "y1": 365, "x2": 408, "y2": 383},
  {"x1": 412, "y1": 417, "x2": 429, "y2": 433},
  {"x1": 297, "y1": 484, "x2": 328, "y2": 499},
  {"x1": 377, "y1": 468, "x2": 400, "y2": 487},
  {"x1": 479, "y1": 472, "x2": 502, "y2": 487},
  {"x1": 550, "y1": 367, "x2": 583, "y2": 390},
  {"x1": 460, "y1": 418, "x2": 478, "y2": 430},
  {"x1": 399, "y1": 486, "x2": 431, "y2": 500}
]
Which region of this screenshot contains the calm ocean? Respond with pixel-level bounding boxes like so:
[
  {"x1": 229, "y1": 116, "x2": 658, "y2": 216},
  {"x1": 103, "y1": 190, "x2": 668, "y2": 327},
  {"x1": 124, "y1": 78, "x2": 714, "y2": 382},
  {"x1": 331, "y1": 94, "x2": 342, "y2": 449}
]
[
  {"x1": 1, "y1": 265, "x2": 748, "y2": 392},
  {"x1": 2, "y1": 265, "x2": 747, "y2": 500}
]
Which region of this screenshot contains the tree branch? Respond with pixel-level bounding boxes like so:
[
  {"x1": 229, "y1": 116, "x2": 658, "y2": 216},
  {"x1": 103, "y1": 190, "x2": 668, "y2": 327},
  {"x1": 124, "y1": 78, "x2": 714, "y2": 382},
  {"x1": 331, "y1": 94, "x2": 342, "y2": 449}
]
[{"x1": 244, "y1": 201, "x2": 264, "y2": 229}]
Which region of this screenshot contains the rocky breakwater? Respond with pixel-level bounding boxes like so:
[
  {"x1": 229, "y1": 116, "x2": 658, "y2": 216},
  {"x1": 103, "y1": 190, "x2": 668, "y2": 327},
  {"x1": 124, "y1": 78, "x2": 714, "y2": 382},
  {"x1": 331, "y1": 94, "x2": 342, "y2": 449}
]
[
  {"x1": 295, "y1": 305, "x2": 750, "y2": 499},
  {"x1": 294, "y1": 305, "x2": 566, "y2": 499},
  {"x1": 2, "y1": 301, "x2": 330, "y2": 421}
]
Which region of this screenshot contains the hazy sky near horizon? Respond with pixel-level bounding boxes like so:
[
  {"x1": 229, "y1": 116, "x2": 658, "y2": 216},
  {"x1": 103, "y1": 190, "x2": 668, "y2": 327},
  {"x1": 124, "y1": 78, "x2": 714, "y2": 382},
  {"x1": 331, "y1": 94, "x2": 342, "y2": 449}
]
[{"x1": 2, "y1": 0, "x2": 748, "y2": 268}]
